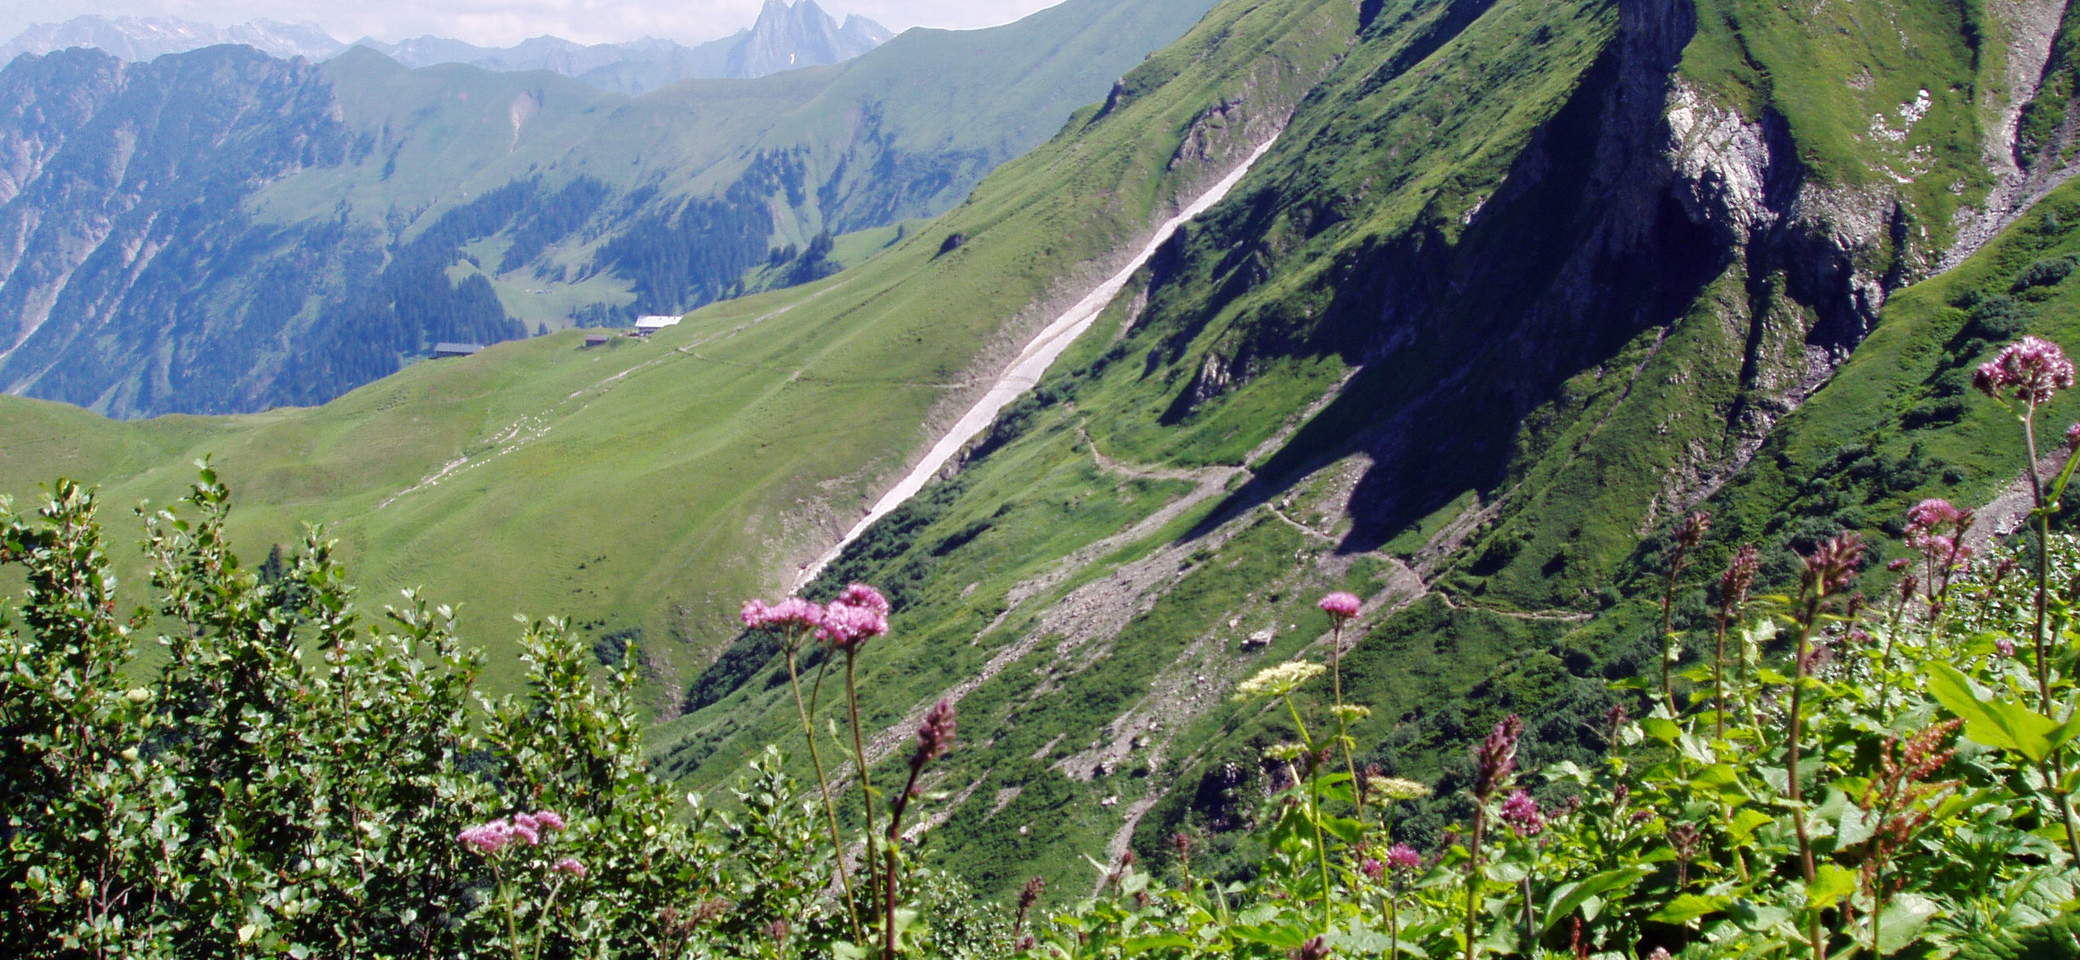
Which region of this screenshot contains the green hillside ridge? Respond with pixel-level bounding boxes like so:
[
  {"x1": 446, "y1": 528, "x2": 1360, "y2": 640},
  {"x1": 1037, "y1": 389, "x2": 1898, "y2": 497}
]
[
  {"x1": 0, "y1": 0, "x2": 1342, "y2": 706},
  {"x1": 5, "y1": 0, "x2": 2080, "y2": 914},
  {"x1": 653, "y1": 0, "x2": 2080, "y2": 901},
  {"x1": 0, "y1": 0, "x2": 1220, "y2": 417}
]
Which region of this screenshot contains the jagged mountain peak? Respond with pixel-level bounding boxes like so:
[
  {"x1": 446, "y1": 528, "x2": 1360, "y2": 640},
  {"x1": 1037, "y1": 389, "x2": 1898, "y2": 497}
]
[{"x1": 728, "y1": 0, "x2": 890, "y2": 78}]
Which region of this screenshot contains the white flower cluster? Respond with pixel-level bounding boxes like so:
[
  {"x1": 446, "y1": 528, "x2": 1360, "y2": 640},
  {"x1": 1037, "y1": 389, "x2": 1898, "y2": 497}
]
[{"x1": 1233, "y1": 660, "x2": 1326, "y2": 701}]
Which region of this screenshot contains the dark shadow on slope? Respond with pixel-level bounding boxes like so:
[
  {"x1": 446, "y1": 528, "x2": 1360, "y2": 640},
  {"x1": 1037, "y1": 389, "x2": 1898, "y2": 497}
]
[{"x1": 1178, "y1": 0, "x2": 1720, "y2": 552}]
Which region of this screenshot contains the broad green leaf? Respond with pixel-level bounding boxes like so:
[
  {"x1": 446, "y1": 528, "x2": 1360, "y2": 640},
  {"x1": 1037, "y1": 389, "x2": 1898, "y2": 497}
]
[
  {"x1": 1725, "y1": 808, "x2": 1775, "y2": 843},
  {"x1": 1927, "y1": 663, "x2": 2064, "y2": 762},
  {"x1": 1321, "y1": 814, "x2": 1366, "y2": 844},
  {"x1": 1484, "y1": 858, "x2": 1531, "y2": 884},
  {"x1": 1324, "y1": 928, "x2": 1392, "y2": 952},
  {"x1": 1808, "y1": 863, "x2": 1858, "y2": 909},
  {"x1": 1231, "y1": 922, "x2": 1310, "y2": 950},
  {"x1": 1876, "y1": 893, "x2": 1939, "y2": 954},
  {"x1": 1648, "y1": 893, "x2": 1730, "y2": 924},
  {"x1": 1641, "y1": 717, "x2": 1682, "y2": 744},
  {"x1": 1544, "y1": 866, "x2": 1650, "y2": 933},
  {"x1": 1119, "y1": 933, "x2": 1194, "y2": 953}
]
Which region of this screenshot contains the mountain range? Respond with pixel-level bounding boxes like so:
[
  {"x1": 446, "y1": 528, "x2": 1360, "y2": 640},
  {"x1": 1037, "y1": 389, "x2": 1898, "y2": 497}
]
[
  {"x1": 5, "y1": 0, "x2": 2080, "y2": 903},
  {"x1": 0, "y1": 1, "x2": 894, "y2": 91},
  {"x1": 0, "y1": 0, "x2": 1219, "y2": 417}
]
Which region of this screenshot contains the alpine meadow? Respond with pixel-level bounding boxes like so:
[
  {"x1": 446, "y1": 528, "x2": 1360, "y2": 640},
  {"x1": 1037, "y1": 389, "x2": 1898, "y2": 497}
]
[{"x1": 6, "y1": 0, "x2": 2080, "y2": 957}]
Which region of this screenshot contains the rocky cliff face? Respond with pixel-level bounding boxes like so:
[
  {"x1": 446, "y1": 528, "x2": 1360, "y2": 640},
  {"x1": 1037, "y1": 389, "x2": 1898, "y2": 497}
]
[
  {"x1": 1153, "y1": 0, "x2": 2067, "y2": 595},
  {"x1": 0, "y1": 46, "x2": 354, "y2": 414},
  {"x1": 725, "y1": 1, "x2": 893, "y2": 79}
]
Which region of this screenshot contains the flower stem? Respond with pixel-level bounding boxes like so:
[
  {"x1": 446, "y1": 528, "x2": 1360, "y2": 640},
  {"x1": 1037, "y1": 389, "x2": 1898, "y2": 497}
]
[
  {"x1": 1789, "y1": 596, "x2": 1821, "y2": 960},
  {"x1": 1462, "y1": 810, "x2": 1487, "y2": 960},
  {"x1": 1712, "y1": 610, "x2": 1728, "y2": 741},
  {"x1": 789, "y1": 643, "x2": 863, "y2": 944},
  {"x1": 845, "y1": 649, "x2": 879, "y2": 925},
  {"x1": 2017, "y1": 404, "x2": 2080, "y2": 865},
  {"x1": 2025, "y1": 403, "x2": 2054, "y2": 710},
  {"x1": 1330, "y1": 621, "x2": 1364, "y2": 821},
  {"x1": 1282, "y1": 693, "x2": 1334, "y2": 929}
]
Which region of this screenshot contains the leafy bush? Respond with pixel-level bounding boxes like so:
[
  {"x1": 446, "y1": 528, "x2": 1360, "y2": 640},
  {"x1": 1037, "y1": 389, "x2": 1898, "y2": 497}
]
[{"x1": 0, "y1": 469, "x2": 1001, "y2": 959}]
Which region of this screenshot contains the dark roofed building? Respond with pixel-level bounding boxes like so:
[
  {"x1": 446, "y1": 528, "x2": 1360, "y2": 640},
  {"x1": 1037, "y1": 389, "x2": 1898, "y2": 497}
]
[{"x1": 432, "y1": 342, "x2": 484, "y2": 358}]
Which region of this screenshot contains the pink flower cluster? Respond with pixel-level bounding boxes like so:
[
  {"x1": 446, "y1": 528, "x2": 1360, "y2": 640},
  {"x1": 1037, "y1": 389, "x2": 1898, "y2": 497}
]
[
  {"x1": 1317, "y1": 591, "x2": 1361, "y2": 620},
  {"x1": 1383, "y1": 842, "x2": 1422, "y2": 872},
  {"x1": 740, "y1": 596, "x2": 824, "y2": 632},
  {"x1": 552, "y1": 857, "x2": 586, "y2": 878},
  {"x1": 822, "y1": 583, "x2": 891, "y2": 648},
  {"x1": 1974, "y1": 335, "x2": 2076, "y2": 404},
  {"x1": 1904, "y1": 498, "x2": 1974, "y2": 566},
  {"x1": 740, "y1": 583, "x2": 891, "y2": 649},
  {"x1": 1799, "y1": 532, "x2": 1864, "y2": 598},
  {"x1": 456, "y1": 809, "x2": 567, "y2": 856},
  {"x1": 912, "y1": 698, "x2": 957, "y2": 766},
  {"x1": 1500, "y1": 789, "x2": 1545, "y2": 837},
  {"x1": 1471, "y1": 715, "x2": 1522, "y2": 801}
]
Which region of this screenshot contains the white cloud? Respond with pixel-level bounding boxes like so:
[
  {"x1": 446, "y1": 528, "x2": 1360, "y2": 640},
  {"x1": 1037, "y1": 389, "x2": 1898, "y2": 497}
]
[{"x1": 5, "y1": 0, "x2": 1067, "y2": 47}]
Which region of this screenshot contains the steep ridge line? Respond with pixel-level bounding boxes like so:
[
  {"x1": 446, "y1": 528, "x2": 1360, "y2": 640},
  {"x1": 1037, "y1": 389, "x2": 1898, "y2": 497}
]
[{"x1": 794, "y1": 133, "x2": 1287, "y2": 590}]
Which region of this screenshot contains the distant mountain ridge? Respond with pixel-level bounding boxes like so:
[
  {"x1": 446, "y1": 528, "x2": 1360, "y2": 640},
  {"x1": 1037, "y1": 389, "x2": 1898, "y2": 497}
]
[
  {"x1": 0, "y1": 0, "x2": 1223, "y2": 417},
  {"x1": 361, "y1": 0, "x2": 893, "y2": 90},
  {"x1": 0, "y1": 1, "x2": 894, "y2": 93},
  {"x1": 0, "y1": 15, "x2": 343, "y2": 63}
]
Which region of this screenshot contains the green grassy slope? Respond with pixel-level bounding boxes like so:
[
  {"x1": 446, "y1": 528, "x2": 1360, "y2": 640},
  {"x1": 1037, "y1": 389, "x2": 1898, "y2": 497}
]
[
  {"x1": 5, "y1": 0, "x2": 2076, "y2": 905},
  {"x1": 650, "y1": 0, "x2": 2080, "y2": 900},
  {"x1": 0, "y1": 0, "x2": 1348, "y2": 710}
]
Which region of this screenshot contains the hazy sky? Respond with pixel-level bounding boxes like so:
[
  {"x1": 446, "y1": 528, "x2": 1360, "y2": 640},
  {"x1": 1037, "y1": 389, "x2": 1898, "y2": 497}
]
[{"x1": 3, "y1": 0, "x2": 1067, "y2": 47}]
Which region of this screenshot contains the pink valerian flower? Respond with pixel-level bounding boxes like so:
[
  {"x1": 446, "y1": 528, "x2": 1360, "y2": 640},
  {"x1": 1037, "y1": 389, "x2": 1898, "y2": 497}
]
[
  {"x1": 457, "y1": 820, "x2": 514, "y2": 855},
  {"x1": 457, "y1": 810, "x2": 566, "y2": 856},
  {"x1": 1903, "y1": 499, "x2": 1974, "y2": 612},
  {"x1": 1906, "y1": 498, "x2": 1964, "y2": 530},
  {"x1": 1317, "y1": 591, "x2": 1362, "y2": 620},
  {"x1": 1799, "y1": 532, "x2": 1864, "y2": 599},
  {"x1": 1996, "y1": 637, "x2": 2018, "y2": 658},
  {"x1": 837, "y1": 582, "x2": 890, "y2": 617},
  {"x1": 1676, "y1": 511, "x2": 1711, "y2": 549},
  {"x1": 1500, "y1": 789, "x2": 1545, "y2": 837},
  {"x1": 1384, "y1": 843, "x2": 1422, "y2": 873},
  {"x1": 1905, "y1": 501, "x2": 1973, "y2": 554},
  {"x1": 552, "y1": 857, "x2": 587, "y2": 877},
  {"x1": 818, "y1": 590, "x2": 890, "y2": 648},
  {"x1": 742, "y1": 596, "x2": 824, "y2": 632},
  {"x1": 912, "y1": 698, "x2": 957, "y2": 767},
  {"x1": 739, "y1": 599, "x2": 769, "y2": 628},
  {"x1": 1359, "y1": 857, "x2": 1384, "y2": 881},
  {"x1": 1975, "y1": 336, "x2": 2076, "y2": 404},
  {"x1": 1470, "y1": 715, "x2": 1523, "y2": 801},
  {"x1": 1718, "y1": 544, "x2": 1760, "y2": 616}
]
